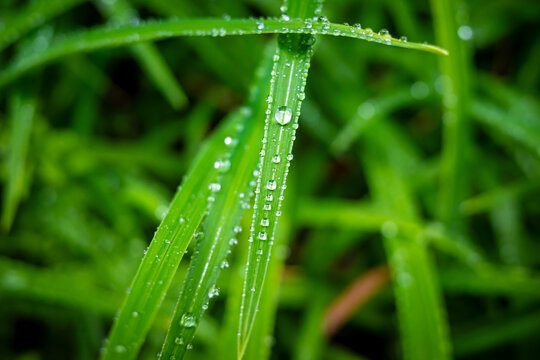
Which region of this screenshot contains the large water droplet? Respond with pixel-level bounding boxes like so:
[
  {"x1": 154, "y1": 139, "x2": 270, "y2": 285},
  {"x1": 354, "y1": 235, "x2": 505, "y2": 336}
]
[
  {"x1": 266, "y1": 180, "x2": 277, "y2": 190},
  {"x1": 275, "y1": 106, "x2": 292, "y2": 125},
  {"x1": 180, "y1": 313, "x2": 196, "y2": 327}
]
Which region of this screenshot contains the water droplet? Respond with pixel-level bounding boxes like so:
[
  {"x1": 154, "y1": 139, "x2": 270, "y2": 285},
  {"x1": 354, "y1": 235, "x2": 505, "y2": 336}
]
[
  {"x1": 272, "y1": 155, "x2": 281, "y2": 163},
  {"x1": 378, "y1": 29, "x2": 390, "y2": 36},
  {"x1": 457, "y1": 25, "x2": 473, "y2": 40},
  {"x1": 209, "y1": 183, "x2": 221, "y2": 192},
  {"x1": 180, "y1": 313, "x2": 196, "y2": 327},
  {"x1": 264, "y1": 204, "x2": 272, "y2": 210},
  {"x1": 261, "y1": 218, "x2": 270, "y2": 227},
  {"x1": 266, "y1": 180, "x2": 277, "y2": 190},
  {"x1": 132, "y1": 311, "x2": 139, "y2": 317},
  {"x1": 265, "y1": 194, "x2": 273, "y2": 201},
  {"x1": 234, "y1": 226, "x2": 242, "y2": 233},
  {"x1": 257, "y1": 249, "x2": 264, "y2": 255},
  {"x1": 287, "y1": 154, "x2": 294, "y2": 161},
  {"x1": 381, "y1": 221, "x2": 399, "y2": 238},
  {"x1": 209, "y1": 287, "x2": 220, "y2": 298},
  {"x1": 114, "y1": 345, "x2": 127, "y2": 354},
  {"x1": 224, "y1": 136, "x2": 233, "y2": 145},
  {"x1": 399, "y1": 36, "x2": 408, "y2": 42},
  {"x1": 175, "y1": 337, "x2": 184, "y2": 345},
  {"x1": 275, "y1": 106, "x2": 292, "y2": 125},
  {"x1": 258, "y1": 232, "x2": 267, "y2": 240}
]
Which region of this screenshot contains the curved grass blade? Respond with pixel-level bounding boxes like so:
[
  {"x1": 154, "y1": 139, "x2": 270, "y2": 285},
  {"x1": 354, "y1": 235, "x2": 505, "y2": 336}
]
[
  {"x1": 0, "y1": 0, "x2": 87, "y2": 51},
  {"x1": 237, "y1": 0, "x2": 323, "y2": 356},
  {"x1": 158, "y1": 43, "x2": 276, "y2": 360},
  {"x1": 0, "y1": 17, "x2": 447, "y2": 88},
  {"x1": 100, "y1": 110, "x2": 245, "y2": 360},
  {"x1": 96, "y1": 0, "x2": 187, "y2": 109},
  {"x1": 1, "y1": 93, "x2": 36, "y2": 232}
]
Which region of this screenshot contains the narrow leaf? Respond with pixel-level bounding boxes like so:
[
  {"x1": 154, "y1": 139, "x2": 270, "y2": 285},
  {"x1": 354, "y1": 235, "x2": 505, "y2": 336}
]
[
  {"x1": 0, "y1": 17, "x2": 447, "y2": 88},
  {"x1": 158, "y1": 43, "x2": 276, "y2": 360},
  {"x1": 100, "y1": 110, "x2": 245, "y2": 360},
  {"x1": 237, "y1": 0, "x2": 322, "y2": 356}
]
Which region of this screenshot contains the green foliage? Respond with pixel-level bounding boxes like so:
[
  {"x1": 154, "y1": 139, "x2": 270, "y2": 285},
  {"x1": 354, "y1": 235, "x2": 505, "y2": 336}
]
[{"x1": 1, "y1": 0, "x2": 540, "y2": 359}]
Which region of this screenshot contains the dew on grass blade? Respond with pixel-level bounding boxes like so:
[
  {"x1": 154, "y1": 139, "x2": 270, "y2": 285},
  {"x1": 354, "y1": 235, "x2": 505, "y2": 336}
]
[{"x1": 275, "y1": 106, "x2": 292, "y2": 125}]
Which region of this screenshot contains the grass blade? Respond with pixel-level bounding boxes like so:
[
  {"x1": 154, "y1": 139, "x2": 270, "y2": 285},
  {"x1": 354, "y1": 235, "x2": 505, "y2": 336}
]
[
  {"x1": 1, "y1": 93, "x2": 36, "y2": 232},
  {"x1": 362, "y1": 125, "x2": 451, "y2": 360},
  {"x1": 158, "y1": 43, "x2": 276, "y2": 359},
  {"x1": 0, "y1": 17, "x2": 447, "y2": 89},
  {"x1": 100, "y1": 110, "x2": 245, "y2": 360},
  {"x1": 430, "y1": 0, "x2": 472, "y2": 232},
  {"x1": 237, "y1": 0, "x2": 322, "y2": 356}
]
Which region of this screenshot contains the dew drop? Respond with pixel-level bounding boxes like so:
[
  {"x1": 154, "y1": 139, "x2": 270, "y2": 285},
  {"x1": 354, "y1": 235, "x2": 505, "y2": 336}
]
[
  {"x1": 275, "y1": 106, "x2": 292, "y2": 125},
  {"x1": 266, "y1": 180, "x2": 277, "y2": 190},
  {"x1": 381, "y1": 221, "x2": 399, "y2": 238},
  {"x1": 261, "y1": 218, "x2": 270, "y2": 227},
  {"x1": 180, "y1": 313, "x2": 196, "y2": 328},
  {"x1": 458, "y1": 25, "x2": 473, "y2": 40},
  {"x1": 174, "y1": 337, "x2": 184, "y2": 345},
  {"x1": 258, "y1": 232, "x2": 267, "y2": 240},
  {"x1": 272, "y1": 155, "x2": 281, "y2": 163},
  {"x1": 209, "y1": 183, "x2": 221, "y2": 192},
  {"x1": 114, "y1": 345, "x2": 126, "y2": 354}
]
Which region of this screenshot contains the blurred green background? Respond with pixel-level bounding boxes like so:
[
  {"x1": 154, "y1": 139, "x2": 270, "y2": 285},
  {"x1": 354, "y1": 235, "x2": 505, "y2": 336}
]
[{"x1": 1, "y1": 0, "x2": 540, "y2": 359}]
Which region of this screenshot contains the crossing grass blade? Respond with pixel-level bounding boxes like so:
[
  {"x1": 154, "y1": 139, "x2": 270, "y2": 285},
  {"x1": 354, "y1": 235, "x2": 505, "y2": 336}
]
[
  {"x1": 236, "y1": 0, "x2": 322, "y2": 356},
  {"x1": 96, "y1": 0, "x2": 187, "y2": 109},
  {"x1": 1, "y1": 93, "x2": 36, "y2": 232},
  {"x1": 0, "y1": 17, "x2": 447, "y2": 89},
  {"x1": 158, "y1": 43, "x2": 276, "y2": 360},
  {"x1": 362, "y1": 123, "x2": 452, "y2": 360},
  {"x1": 100, "y1": 110, "x2": 246, "y2": 360},
  {"x1": 0, "y1": 0, "x2": 87, "y2": 51},
  {"x1": 430, "y1": 0, "x2": 472, "y2": 232}
]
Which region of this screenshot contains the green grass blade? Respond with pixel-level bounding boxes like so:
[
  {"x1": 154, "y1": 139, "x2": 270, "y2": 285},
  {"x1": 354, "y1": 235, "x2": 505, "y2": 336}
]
[
  {"x1": 430, "y1": 0, "x2": 472, "y2": 232},
  {"x1": 237, "y1": 0, "x2": 322, "y2": 355},
  {"x1": 472, "y1": 100, "x2": 540, "y2": 158},
  {"x1": 440, "y1": 265, "x2": 540, "y2": 297},
  {"x1": 158, "y1": 43, "x2": 276, "y2": 360},
  {"x1": 0, "y1": 256, "x2": 120, "y2": 314},
  {"x1": 0, "y1": 17, "x2": 447, "y2": 89},
  {"x1": 100, "y1": 110, "x2": 245, "y2": 360},
  {"x1": 453, "y1": 311, "x2": 540, "y2": 357},
  {"x1": 362, "y1": 127, "x2": 451, "y2": 360},
  {"x1": 244, "y1": 175, "x2": 296, "y2": 360},
  {"x1": 0, "y1": 0, "x2": 87, "y2": 51},
  {"x1": 1, "y1": 93, "x2": 36, "y2": 232},
  {"x1": 96, "y1": 0, "x2": 187, "y2": 109}
]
